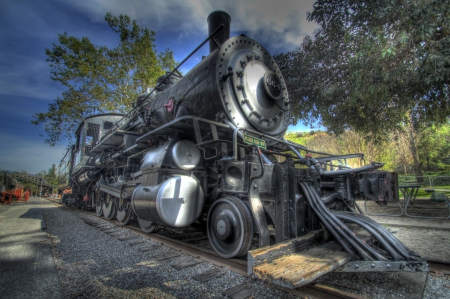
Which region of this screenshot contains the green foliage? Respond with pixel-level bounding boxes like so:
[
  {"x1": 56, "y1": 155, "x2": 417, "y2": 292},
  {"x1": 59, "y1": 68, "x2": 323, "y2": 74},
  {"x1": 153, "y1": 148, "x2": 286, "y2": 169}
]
[
  {"x1": 284, "y1": 131, "x2": 312, "y2": 145},
  {"x1": 418, "y1": 124, "x2": 450, "y2": 170},
  {"x1": 275, "y1": 0, "x2": 450, "y2": 138},
  {"x1": 16, "y1": 170, "x2": 37, "y2": 193},
  {"x1": 285, "y1": 122, "x2": 450, "y2": 174},
  {"x1": 33, "y1": 13, "x2": 177, "y2": 145},
  {"x1": 44, "y1": 164, "x2": 58, "y2": 186}
]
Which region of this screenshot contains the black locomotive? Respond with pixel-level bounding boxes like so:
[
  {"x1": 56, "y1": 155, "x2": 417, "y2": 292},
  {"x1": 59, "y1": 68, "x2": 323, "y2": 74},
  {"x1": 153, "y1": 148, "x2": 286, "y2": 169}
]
[{"x1": 60, "y1": 11, "x2": 426, "y2": 287}]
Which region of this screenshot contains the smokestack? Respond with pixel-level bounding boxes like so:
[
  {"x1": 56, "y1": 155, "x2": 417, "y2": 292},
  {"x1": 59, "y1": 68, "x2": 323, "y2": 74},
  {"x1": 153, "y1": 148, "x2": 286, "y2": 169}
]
[{"x1": 207, "y1": 11, "x2": 231, "y2": 53}]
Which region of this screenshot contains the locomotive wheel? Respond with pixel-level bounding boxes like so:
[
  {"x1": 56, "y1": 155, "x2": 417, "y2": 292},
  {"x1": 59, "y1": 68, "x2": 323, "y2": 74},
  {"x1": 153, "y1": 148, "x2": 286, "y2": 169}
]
[
  {"x1": 102, "y1": 194, "x2": 117, "y2": 219},
  {"x1": 77, "y1": 198, "x2": 83, "y2": 209},
  {"x1": 207, "y1": 196, "x2": 254, "y2": 258},
  {"x1": 138, "y1": 217, "x2": 157, "y2": 233},
  {"x1": 96, "y1": 200, "x2": 103, "y2": 216},
  {"x1": 95, "y1": 191, "x2": 103, "y2": 216},
  {"x1": 116, "y1": 201, "x2": 132, "y2": 225},
  {"x1": 61, "y1": 194, "x2": 69, "y2": 205},
  {"x1": 2, "y1": 195, "x2": 12, "y2": 204}
]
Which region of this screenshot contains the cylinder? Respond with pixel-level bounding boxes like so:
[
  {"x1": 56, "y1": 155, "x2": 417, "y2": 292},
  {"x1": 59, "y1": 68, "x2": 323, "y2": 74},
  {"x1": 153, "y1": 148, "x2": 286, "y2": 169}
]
[
  {"x1": 131, "y1": 176, "x2": 205, "y2": 227},
  {"x1": 207, "y1": 11, "x2": 231, "y2": 53},
  {"x1": 77, "y1": 170, "x2": 97, "y2": 184}
]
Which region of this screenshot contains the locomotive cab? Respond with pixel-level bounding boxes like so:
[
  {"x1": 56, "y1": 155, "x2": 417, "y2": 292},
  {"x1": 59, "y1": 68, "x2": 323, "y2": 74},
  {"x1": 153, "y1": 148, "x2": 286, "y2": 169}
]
[
  {"x1": 72, "y1": 114, "x2": 124, "y2": 174},
  {"x1": 64, "y1": 114, "x2": 124, "y2": 207}
]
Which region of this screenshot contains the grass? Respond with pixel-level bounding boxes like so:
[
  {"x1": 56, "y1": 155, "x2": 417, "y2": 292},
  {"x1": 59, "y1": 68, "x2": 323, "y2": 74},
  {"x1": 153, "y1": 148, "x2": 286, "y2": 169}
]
[
  {"x1": 435, "y1": 186, "x2": 450, "y2": 190},
  {"x1": 399, "y1": 187, "x2": 450, "y2": 199}
]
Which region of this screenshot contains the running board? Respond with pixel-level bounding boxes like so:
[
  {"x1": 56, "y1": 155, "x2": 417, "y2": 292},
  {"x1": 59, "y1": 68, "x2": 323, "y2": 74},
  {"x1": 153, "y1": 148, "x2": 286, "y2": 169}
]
[{"x1": 248, "y1": 230, "x2": 351, "y2": 288}]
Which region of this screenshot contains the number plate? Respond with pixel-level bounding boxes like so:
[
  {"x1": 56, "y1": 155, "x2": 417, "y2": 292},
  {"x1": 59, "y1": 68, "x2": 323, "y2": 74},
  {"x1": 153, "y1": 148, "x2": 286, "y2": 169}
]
[{"x1": 243, "y1": 134, "x2": 267, "y2": 149}]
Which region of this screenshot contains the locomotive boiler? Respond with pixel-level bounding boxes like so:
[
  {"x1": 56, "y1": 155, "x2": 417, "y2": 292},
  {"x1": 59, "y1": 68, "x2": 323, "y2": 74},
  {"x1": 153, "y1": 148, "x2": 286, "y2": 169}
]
[{"x1": 60, "y1": 11, "x2": 426, "y2": 288}]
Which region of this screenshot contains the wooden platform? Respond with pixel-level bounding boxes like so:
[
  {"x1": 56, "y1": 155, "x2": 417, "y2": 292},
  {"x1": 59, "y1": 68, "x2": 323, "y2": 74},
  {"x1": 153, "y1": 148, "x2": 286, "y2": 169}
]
[{"x1": 248, "y1": 231, "x2": 351, "y2": 288}]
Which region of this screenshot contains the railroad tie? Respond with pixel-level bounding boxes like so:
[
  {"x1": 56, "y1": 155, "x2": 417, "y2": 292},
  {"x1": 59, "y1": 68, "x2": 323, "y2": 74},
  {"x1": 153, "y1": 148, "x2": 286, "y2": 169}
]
[
  {"x1": 118, "y1": 236, "x2": 138, "y2": 241},
  {"x1": 100, "y1": 226, "x2": 115, "y2": 231},
  {"x1": 171, "y1": 260, "x2": 202, "y2": 270},
  {"x1": 154, "y1": 253, "x2": 180, "y2": 261},
  {"x1": 138, "y1": 246, "x2": 157, "y2": 252},
  {"x1": 223, "y1": 283, "x2": 254, "y2": 299},
  {"x1": 104, "y1": 230, "x2": 118, "y2": 234},
  {"x1": 128, "y1": 241, "x2": 145, "y2": 247},
  {"x1": 83, "y1": 221, "x2": 100, "y2": 226},
  {"x1": 192, "y1": 268, "x2": 225, "y2": 283}
]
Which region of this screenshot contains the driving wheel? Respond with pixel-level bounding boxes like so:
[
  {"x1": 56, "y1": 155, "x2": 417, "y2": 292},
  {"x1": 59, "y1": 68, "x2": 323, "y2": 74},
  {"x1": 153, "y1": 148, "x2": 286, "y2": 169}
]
[
  {"x1": 116, "y1": 200, "x2": 132, "y2": 225},
  {"x1": 138, "y1": 217, "x2": 157, "y2": 233},
  {"x1": 95, "y1": 192, "x2": 103, "y2": 216},
  {"x1": 102, "y1": 194, "x2": 116, "y2": 219},
  {"x1": 207, "y1": 196, "x2": 254, "y2": 258}
]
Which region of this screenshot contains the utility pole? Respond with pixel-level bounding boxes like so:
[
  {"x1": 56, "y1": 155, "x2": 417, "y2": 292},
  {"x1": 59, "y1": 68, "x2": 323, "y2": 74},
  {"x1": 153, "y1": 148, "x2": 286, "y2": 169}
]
[{"x1": 39, "y1": 172, "x2": 43, "y2": 197}]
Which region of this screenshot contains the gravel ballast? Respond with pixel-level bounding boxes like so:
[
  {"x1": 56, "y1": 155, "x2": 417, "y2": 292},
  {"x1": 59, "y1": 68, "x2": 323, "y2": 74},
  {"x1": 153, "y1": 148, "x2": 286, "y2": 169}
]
[
  {"x1": 41, "y1": 203, "x2": 298, "y2": 298},
  {"x1": 40, "y1": 200, "x2": 450, "y2": 298}
]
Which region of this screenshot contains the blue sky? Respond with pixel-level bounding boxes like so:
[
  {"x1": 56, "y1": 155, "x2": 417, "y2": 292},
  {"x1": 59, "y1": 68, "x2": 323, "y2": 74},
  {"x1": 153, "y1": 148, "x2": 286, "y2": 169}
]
[{"x1": 0, "y1": 0, "x2": 318, "y2": 174}]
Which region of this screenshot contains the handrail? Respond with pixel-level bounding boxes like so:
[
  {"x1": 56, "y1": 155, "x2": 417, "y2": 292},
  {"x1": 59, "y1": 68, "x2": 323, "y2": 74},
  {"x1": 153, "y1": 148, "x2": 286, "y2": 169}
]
[{"x1": 232, "y1": 126, "x2": 311, "y2": 162}]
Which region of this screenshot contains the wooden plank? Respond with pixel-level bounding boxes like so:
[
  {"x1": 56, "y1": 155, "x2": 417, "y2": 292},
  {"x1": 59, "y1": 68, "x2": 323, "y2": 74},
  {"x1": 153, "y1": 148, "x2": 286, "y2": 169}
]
[
  {"x1": 118, "y1": 236, "x2": 138, "y2": 241},
  {"x1": 222, "y1": 283, "x2": 254, "y2": 299},
  {"x1": 139, "y1": 246, "x2": 157, "y2": 252},
  {"x1": 252, "y1": 245, "x2": 351, "y2": 289},
  {"x1": 171, "y1": 260, "x2": 202, "y2": 270},
  {"x1": 192, "y1": 269, "x2": 225, "y2": 282},
  {"x1": 154, "y1": 253, "x2": 180, "y2": 261},
  {"x1": 248, "y1": 230, "x2": 324, "y2": 274},
  {"x1": 93, "y1": 224, "x2": 110, "y2": 227},
  {"x1": 104, "y1": 230, "x2": 119, "y2": 234},
  {"x1": 100, "y1": 227, "x2": 116, "y2": 231},
  {"x1": 128, "y1": 241, "x2": 145, "y2": 247},
  {"x1": 83, "y1": 221, "x2": 99, "y2": 225}
]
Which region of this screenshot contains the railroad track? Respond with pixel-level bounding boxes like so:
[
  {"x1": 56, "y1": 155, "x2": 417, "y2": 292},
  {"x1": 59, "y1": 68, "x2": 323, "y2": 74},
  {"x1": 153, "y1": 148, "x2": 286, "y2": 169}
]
[{"x1": 47, "y1": 198, "x2": 446, "y2": 299}]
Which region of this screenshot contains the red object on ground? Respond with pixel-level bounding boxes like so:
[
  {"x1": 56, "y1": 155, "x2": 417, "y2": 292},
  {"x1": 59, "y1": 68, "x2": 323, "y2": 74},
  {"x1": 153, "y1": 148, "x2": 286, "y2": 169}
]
[
  {"x1": 1, "y1": 187, "x2": 24, "y2": 204},
  {"x1": 24, "y1": 190, "x2": 30, "y2": 201}
]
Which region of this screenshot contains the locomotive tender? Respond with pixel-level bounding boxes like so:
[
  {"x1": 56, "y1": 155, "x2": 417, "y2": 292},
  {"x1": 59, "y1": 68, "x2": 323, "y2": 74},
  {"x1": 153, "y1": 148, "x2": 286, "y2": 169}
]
[{"x1": 61, "y1": 11, "x2": 426, "y2": 287}]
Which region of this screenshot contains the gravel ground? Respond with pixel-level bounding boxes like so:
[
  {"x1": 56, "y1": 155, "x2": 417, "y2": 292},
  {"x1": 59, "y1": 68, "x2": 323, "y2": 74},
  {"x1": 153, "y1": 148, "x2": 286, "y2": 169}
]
[
  {"x1": 41, "y1": 201, "x2": 450, "y2": 299},
  {"x1": 41, "y1": 203, "x2": 298, "y2": 299}
]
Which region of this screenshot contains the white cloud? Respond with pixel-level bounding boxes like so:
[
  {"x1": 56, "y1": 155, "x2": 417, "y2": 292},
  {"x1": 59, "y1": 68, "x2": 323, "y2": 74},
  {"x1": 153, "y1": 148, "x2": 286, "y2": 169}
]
[
  {"x1": 61, "y1": 0, "x2": 318, "y2": 50},
  {"x1": 0, "y1": 0, "x2": 322, "y2": 174}
]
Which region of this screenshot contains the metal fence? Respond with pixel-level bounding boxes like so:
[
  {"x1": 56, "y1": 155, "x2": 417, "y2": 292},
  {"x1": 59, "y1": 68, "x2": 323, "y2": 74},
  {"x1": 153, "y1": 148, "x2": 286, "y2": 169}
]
[{"x1": 398, "y1": 176, "x2": 450, "y2": 188}]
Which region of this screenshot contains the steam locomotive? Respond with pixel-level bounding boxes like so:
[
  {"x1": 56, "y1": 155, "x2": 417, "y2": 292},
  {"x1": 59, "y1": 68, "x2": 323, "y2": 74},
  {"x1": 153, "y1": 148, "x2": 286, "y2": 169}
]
[{"x1": 60, "y1": 11, "x2": 426, "y2": 288}]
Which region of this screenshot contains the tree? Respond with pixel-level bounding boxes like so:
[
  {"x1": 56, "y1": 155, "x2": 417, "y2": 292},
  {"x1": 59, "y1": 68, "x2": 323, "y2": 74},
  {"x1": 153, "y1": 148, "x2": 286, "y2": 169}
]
[
  {"x1": 285, "y1": 124, "x2": 450, "y2": 175},
  {"x1": 285, "y1": 130, "x2": 392, "y2": 169},
  {"x1": 33, "y1": 13, "x2": 177, "y2": 145},
  {"x1": 44, "y1": 164, "x2": 58, "y2": 187},
  {"x1": 275, "y1": 0, "x2": 450, "y2": 138},
  {"x1": 418, "y1": 123, "x2": 450, "y2": 171},
  {"x1": 389, "y1": 129, "x2": 413, "y2": 175}
]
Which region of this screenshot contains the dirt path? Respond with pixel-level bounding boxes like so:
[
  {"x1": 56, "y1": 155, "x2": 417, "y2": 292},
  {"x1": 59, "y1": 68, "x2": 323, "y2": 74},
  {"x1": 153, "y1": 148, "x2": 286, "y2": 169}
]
[{"x1": 386, "y1": 226, "x2": 450, "y2": 262}]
